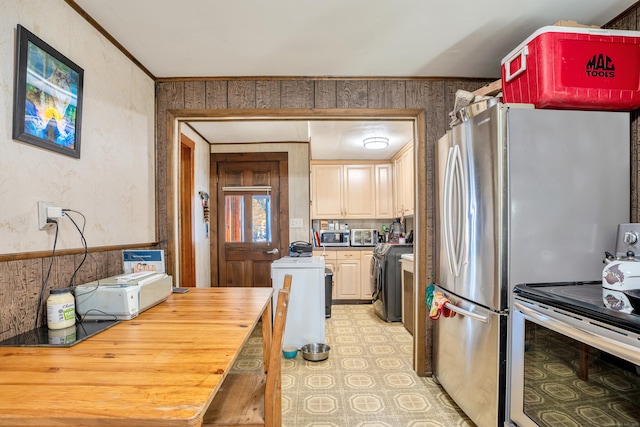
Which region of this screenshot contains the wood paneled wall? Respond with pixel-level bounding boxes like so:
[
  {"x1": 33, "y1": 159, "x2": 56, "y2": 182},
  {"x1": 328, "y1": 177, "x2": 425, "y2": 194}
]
[
  {"x1": 156, "y1": 77, "x2": 493, "y2": 375},
  {"x1": 0, "y1": 249, "x2": 126, "y2": 341}
]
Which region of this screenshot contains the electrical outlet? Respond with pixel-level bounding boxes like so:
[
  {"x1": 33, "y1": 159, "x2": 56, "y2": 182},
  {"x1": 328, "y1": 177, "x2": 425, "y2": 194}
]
[
  {"x1": 38, "y1": 201, "x2": 63, "y2": 230},
  {"x1": 290, "y1": 218, "x2": 304, "y2": 228},
  {"x1": 38, "y1": 201, "x2": 54, "y2": 230}
]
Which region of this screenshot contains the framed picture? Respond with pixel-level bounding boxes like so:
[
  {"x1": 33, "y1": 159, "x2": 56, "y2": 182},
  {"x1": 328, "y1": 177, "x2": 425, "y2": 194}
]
[{"x1": 12, "y1": 24, "x2": 84, "y2": 158}]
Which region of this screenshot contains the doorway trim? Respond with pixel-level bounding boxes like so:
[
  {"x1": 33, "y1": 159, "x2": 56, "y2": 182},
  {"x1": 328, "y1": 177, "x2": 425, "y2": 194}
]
[
  {"x1": 166, "y1": 108, "x2": 428, "y2": 376},
  {"x1": 179, "y1": 133, "x2": 196, "y2": 287}
]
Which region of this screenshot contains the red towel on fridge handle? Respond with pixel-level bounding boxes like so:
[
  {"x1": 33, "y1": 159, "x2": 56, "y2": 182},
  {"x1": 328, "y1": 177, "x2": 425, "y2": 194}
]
[{"x1": 429, "y1": 292, "x2": 456, "y2": 320}]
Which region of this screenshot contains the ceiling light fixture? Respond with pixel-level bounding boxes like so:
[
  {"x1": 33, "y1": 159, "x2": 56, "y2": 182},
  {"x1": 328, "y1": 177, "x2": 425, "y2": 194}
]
[{"x1": 363, "y1": 137, "x2": 389, "y2": 150}]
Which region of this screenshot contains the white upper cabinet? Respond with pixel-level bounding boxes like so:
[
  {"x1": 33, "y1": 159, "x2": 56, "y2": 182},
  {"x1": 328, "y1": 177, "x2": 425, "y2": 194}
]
[
  {"x1": 393, "y1": 143, "x2": 414, "y2": 217},
  {"x1": 311, "y1": 162, "x2": 393, "y2": 219},
  {"x1": 311, "y1": 164, "x2": 344, "y2": 218},
  {"x1": 343, "y1": 164, "x2": 376, "y2": 219},
  {"x1": 375, "y1": 164, "x2": 394, "y2": 218}
]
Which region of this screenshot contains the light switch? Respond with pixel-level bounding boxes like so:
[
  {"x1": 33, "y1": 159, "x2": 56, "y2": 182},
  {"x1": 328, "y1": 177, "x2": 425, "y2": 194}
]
[{"x1": 290, "y1": 218, "x2": 303, "y2": 228}]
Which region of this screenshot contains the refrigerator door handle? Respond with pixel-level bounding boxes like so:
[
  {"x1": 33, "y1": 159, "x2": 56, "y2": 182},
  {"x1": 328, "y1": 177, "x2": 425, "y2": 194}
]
[
  {"x1": 443, "y1": 146, "x2": 456, "y2": 276},
  {"x1": 451, "y1": 145, "x2": 465, "y2": 276},
  {"x1": 443, "y1": 302, "x2": 488, "y2": 323}
]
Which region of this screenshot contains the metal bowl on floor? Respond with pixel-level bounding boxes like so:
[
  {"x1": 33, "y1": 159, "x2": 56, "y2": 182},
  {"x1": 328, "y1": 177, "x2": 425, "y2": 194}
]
[{"x1": 301, "y1": 343, "x2": 330, "y2": 361}]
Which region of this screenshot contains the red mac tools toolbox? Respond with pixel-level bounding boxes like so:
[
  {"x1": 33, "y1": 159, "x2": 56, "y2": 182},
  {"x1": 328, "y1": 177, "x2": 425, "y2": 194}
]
[{"x1": 501, "y1": 26, "x2": 640, "y2": 110}]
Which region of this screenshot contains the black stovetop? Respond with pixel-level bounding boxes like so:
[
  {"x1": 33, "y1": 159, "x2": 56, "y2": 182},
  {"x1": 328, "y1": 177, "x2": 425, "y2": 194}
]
[
  {"x1": 514, "y1": 281, "x2": 640, "y2": 335},
  {"x1": 0, "y1": 320, "x2": 119, "y2": 347}
]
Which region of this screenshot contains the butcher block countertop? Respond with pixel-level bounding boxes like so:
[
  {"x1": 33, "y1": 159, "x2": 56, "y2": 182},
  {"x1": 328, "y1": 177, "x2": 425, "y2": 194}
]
[{"x1": 0, "y1": 287, "x2": 273, "y2": 427}]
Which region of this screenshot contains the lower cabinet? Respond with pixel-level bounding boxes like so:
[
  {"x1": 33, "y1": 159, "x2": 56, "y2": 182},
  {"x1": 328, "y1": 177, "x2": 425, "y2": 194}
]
[
  {"x1": 314, "y1": 249, "x2": 373, "y2": 301},
  {"x1": 360, "y1": 251, "x2": 374, "y2": 300},
  {"x1": 317, "y1": 250, "x2": 337, "y2": 300},
  {"x1": 335, "y1": 251, "x2": 361, "y2": 299},
  {"x1": 401, "y1": 255, "x2": 414, "y2": 335}
]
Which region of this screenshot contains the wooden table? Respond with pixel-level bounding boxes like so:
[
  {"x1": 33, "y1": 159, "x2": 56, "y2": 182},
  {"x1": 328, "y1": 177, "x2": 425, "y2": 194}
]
[{"x1": 0, "y1": 287, "x2": 273, "y2": 427}]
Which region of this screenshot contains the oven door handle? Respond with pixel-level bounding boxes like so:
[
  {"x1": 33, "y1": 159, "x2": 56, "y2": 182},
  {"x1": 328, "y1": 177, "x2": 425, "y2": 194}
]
[{"x1": 443, "y1": 302, "x2": 488, "y2": 323}]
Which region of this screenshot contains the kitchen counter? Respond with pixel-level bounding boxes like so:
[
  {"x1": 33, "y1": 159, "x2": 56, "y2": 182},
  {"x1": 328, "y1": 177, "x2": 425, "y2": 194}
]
[
  {"x1": 0, "y1": 287, "x2": 273, "y2": 427},
  {"x1": 314, "y1": 246, "x2": 377, "y2": 251},
  {"x1": 401, "y1": 253, "x2": 414, "y2": 262}
]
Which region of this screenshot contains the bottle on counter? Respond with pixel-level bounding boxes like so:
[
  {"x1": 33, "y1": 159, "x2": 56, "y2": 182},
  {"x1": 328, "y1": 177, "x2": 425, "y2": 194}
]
[
  {"x1": 46, "y1": 287, "x2": 76, "y2": 330},
  {"x1": 381, "y1": 225, "x2": 389, "y2": 243}
]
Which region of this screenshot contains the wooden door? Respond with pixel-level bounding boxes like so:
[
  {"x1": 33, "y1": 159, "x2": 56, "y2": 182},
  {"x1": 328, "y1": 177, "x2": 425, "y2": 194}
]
[
  {"x1": 211, "y1": 153, "x2": 289, "y2": 288},
  {"x1": 179, "y1": 135, "x2": 196, "y2": 287}
]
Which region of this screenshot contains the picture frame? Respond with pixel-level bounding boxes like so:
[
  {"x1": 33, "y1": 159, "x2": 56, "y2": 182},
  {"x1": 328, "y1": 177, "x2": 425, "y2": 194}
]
[{"x1": 12, "y1": 24, "x2": 84, "y2": 159}]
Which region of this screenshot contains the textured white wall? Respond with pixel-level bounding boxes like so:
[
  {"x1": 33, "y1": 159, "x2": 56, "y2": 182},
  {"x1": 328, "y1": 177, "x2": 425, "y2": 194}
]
[{"x1": 0, "y1": 0, "x2": 156, "y2": 254}]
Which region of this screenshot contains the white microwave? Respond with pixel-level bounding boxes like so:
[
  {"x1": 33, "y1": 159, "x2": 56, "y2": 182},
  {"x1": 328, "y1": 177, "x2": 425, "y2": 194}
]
[{"x1": 319, "y1": 230, "x2": 350, "y2": 246}]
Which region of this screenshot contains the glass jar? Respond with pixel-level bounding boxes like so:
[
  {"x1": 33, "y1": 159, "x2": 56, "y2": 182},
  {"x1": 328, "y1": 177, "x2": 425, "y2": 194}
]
[{"x1": 46, "y1": 287, "x2": 76, "y2": 330}]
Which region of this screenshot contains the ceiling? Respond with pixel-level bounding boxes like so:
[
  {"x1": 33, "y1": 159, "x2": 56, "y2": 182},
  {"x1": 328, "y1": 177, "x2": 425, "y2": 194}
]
[
  {"x1": 187, "y1": 120, "x2": 415, "y2": 160},
  {"x1": 71, "y1": 0, "x2": 636, "y2": 160}
]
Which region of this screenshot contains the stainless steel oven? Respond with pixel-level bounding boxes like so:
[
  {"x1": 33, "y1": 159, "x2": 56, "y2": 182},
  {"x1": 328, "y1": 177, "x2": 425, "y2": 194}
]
[{"x1": 508, "y1": 282, "x2": 640, "y2": 427}]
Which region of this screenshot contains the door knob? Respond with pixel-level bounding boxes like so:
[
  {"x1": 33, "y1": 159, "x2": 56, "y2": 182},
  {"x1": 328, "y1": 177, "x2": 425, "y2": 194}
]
[{"x1": 266, "y1": 248, "x2": 279, "y2": 255}]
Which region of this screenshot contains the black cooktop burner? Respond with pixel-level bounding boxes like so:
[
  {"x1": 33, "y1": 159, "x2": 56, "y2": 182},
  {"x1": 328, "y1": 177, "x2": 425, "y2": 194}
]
[
  {"x1": 514, "y1": 281, "x2": 640, "y2": 335},
  {"x1": 0, "y1": 320, "x2": 119, "y2": 347},
  {"x1": 535, "y1": 282, "x2": 604, "y2": 306}
]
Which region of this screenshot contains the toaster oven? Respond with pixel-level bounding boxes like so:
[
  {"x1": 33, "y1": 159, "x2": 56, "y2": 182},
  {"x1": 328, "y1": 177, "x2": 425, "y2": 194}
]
[{"x1": 350, "y1": 229, "x2": 378, "y2": 246}]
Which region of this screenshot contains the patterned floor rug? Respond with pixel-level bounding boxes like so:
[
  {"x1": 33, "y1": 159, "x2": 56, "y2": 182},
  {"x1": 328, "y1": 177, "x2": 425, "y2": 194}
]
[{"x1": 231, "y1": 303, "x2": 473, "y2": 427}]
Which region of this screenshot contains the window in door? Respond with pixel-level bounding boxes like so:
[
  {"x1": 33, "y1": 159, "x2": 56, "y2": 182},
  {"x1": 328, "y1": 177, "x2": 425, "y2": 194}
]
[
  {"x1": 225, "y1": 195, "x2": 244, "y2": 242},
  {"x1": 224, "y1": 193, "x2": 272, "y2": 243},
  {"x1": 252, "y1": 195, "x2": 271, "y2": 243}
]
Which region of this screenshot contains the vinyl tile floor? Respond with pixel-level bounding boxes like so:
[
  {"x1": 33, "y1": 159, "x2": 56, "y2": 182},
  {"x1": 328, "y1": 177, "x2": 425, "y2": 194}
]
[{"x1": 231, "y1": 304, "x2": 475, "y2": 427}]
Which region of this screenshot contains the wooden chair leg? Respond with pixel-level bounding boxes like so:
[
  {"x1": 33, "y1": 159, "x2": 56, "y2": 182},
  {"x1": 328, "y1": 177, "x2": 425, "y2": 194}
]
[
  {"x1": 261, "y1": 299, "x2": 272, "y2": 374},
  {"x1": 578, "y1": 343, "x2": 589, "y2": 381}
]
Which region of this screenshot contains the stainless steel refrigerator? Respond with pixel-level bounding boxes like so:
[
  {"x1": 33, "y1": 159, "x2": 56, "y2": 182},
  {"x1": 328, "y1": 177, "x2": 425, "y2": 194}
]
[{"x1": 433, "y1": 103, "x2": 629, "y2": 427}]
